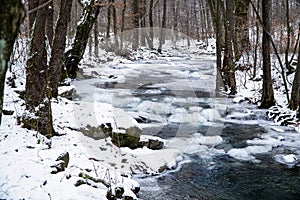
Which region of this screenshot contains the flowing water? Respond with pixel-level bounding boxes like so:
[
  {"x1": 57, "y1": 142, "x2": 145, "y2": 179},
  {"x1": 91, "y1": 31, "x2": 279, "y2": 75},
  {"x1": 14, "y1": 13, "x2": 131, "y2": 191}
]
[{"x1": 76, "y1": 53, "x2": 300, "y2": 200}]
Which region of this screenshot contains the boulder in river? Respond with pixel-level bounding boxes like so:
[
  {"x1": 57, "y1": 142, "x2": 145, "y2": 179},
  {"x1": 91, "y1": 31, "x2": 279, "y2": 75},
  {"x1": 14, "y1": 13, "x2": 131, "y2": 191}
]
[{"x1": 109, "y1": 108, "x2": 142, "y2": 149}]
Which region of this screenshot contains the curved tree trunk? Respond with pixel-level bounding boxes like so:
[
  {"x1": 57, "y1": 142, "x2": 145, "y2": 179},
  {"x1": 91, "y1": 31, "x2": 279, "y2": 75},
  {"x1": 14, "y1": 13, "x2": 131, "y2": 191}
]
[
  {"x1": 48, "y1": 0, "x2": 73, "y2": 98},
  {"x1": 23, "y1": 0, "x2": 55, "y2": 138},
  {"x1": 0, "y1": 1, "x2": 24, "y2": 124},
  {"x1": 64, "y1": 0, "x2": 101, "y2": 79}
]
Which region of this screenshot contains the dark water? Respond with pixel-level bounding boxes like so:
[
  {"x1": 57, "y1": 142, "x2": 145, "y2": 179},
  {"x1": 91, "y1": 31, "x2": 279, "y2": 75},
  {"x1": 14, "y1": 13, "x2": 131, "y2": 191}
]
[
  {"x1": 77, "y1": 55, "x2": 300, "y2": 200},
  {"x1": 138, "y1": 121, "x2": 300, "y2": 200},
  {"x1": 138, "y1": 154, "x2": 300, "y2": 200}
]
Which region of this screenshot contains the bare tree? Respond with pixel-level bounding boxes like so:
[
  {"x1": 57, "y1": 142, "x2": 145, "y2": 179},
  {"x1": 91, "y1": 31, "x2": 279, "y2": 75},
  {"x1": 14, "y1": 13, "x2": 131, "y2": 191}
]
[
  {"x1": 0, "y1": 1, "x2": 24, "y2": 124},
  {"x1": 106, "y1": 0, "x2": 112, "y2": 39},
  {"x1": 285, "y1": 0, "x2": 292, "y2": 73},
  {"x1": 64, "y1": 0, "x2": 102, "y2": 79},
  {"x1": 289, "y1": 23, "x2": 300, "y2": 111},
  {"x1": 234, "y1": 0, "x2": 250, "y2": 61},
  {"x1": 132, "y1": 0, "x2": 139, "y2": 50},
  {"x1": 149, "y1": 0, "x2": 154, "y2": 49},
  {"x1": 46, "y1": 0, "x2": 54, "y2": 45},
  {"x1": 260, "y1": 0, "x2": 275, "y2": 108},
  {"x1": 28, "y1": 0, "x2": 39, "y2": 30},
  {"x1": 23, "y1": 0, "x2": 55, "y2": 138},
  {"x1": 207, "y1": 0, "x2": 223, "y2": 74},
  {"x1": 48, "y1": 0, "x2": 73, "y2": 98},
  {"x1": 221, "y1": 0, "x2": 237, "y2": 95},
  {"x1": 158, "y1": 0, "x2": 167, "y2": 53}
]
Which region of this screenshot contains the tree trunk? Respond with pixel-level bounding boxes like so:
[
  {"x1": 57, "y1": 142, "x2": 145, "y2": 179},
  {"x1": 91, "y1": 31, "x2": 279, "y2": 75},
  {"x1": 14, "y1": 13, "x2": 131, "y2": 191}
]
[
  {"x1": 285, "y1": 0, "x2": 292, "y2": 73},
  {"x1": 158, "y1": 0, "x2": 167, "y2": 53},
  {"x1": 260, "y1": 0, "x2": 275, "y2": 108},
  {"x1": 46, "y1": 0, "x2": 54, "y2": 45},
  {"x1": 253, "y1": 0, "x2": 260, "y2": 79},
  {"x1": 112, "y1": 0, "x2": 118, "y2": 48},
  {"x1": 289, "y1": 24, "x2": 300, "y2": 110},
  {"x1": 140, "y1": 0, "x2": 146, "y2": 47},
  {"x1": 64, "y1": 0, "x2": 101, "y2": 79},
  {"x1": 121, "y1": 0, "x2": 126, "y2": 33},
  {"x1": 94, "y1": 20, "x2": 99, "y2": 56},
  {"x1": 28, "y1": 0, "x2": 39, "y2": 30},
  {"x1": 149, "y1": 0, "x2": 154, "y2": 49},
  {"x1": 48, "y1": 0, "x2": 73, "y2": 98},
  {"x1": 0, "y1": 1, "x2": 24, "y2": 124},
  {"x1": 222, "y1": 0, "x2": 237, "y2": 95},
  {"x1": 234, "y1": 0, "x2": 250, "y2": 61},
  {"x1": 23, "y1": 0, "x2": 55, "y2": 138},
  {"x1": 120, "y1": 0, "x2": 126, "y2": 48},
  {"x1": 132, "y1": 0, "x2": 139, "y2": 50},
  {"x1": 172, "y1": 0, "x2": 179, "y2": 43},
  {"x1": 207, "y1": 0, "x2": 223, "y2": 74},
  {"x1": 106, "y1": 0, "x2": 112, "y2": 39}
]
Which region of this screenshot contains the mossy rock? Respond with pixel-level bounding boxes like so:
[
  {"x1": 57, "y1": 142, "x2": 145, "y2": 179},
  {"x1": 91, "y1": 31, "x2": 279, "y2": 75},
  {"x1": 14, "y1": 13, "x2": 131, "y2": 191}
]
[{"x1": 111, "y1": 126, "x2": 141, "y2": 149}]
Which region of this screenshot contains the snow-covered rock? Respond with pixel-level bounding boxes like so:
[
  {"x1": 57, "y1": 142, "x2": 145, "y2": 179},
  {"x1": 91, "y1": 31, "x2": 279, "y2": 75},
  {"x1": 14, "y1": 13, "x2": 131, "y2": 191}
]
[
  {"x1": 201, "y1": 109, "x2": 222, "y2": 121},
  {"x1": 274, "y1": 154, "x2": 298, "y2": 168}
]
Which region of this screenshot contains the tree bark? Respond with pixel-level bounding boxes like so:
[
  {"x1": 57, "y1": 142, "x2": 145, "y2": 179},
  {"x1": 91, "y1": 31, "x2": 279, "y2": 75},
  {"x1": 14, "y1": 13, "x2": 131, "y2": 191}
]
[
  {"x1": 140, "y1": 0, "x2": 146, "y2": 47},
  {"x1": 0, "y1": 1, "x2": 24, "y2": 124},
  {"x1": 260, "y1": 0, "x2": 275, "y2": 108},
  {"x1": 106, "y1": 0, "x2": 112, "y2": 39},
  {"x1": 158, "y1": 0, "x2": 167, "y2": 53},
  {"x1": 28, "y1": 0, "x2": 39, "y2": 30},
  {"x1": 94, "y1": 20, "x2": 99, "y2": 56},
  {"x1": 64, "y1": 0, "x2": 101, "y2": 79},
  {"x1": 253, "y1": 0, "x2": 260, "y2": 79},
  {"x1": 132, "y1": 0, "x2": 139, "y2": 50},
  {"x1": 285, "y1": 0, "x2": 292, "y2": 73},
  {"x1": 112, "y1": 0, "x2": 118, "y2": 48},
  {"x1": 207, "y1": 0, "x2": 223, "y2": 74},
  {"x1": 289, "y1": 24, "x2": 300, "y2": 110},
  {"x1": 48, "y1": 0, "x2": 73, "y2": 98},
  {"x1": 23, "y1": 0, "x2": 55, "y2": 138},
  {"x1": 120, "y1": 0, "x2": 126, "y2": 48},
  {"x1": 234, "y1": 0, "x2": 250, "y2": 61},
  {"x1": 149, "y1": 0, "x2": 154, "y2": 49},
  {"x1": 222, "y1": 0, "x2": 237, "y2": 95},
  {"x1": 46, "y1": 0, "x2": 54, "y2": 45}
]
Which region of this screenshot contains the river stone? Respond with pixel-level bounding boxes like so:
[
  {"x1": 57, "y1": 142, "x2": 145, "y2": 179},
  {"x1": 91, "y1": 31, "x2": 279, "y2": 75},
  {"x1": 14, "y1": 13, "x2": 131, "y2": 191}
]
[
  {"x1": 138, "y1": 139, "x2": 164, "y2": 150},
  {"x1": 110, "y1": 108, "x2": 142, "y2": 149},
  {"x1": 56, "y1": 152, "x2": 70, "y2": 168},
  {"x1": 115, "y1": 185, "x2": 124, "y2": 198},
  {"x1": 58, "y1": 86, "x2": 76, "y2": 100}
]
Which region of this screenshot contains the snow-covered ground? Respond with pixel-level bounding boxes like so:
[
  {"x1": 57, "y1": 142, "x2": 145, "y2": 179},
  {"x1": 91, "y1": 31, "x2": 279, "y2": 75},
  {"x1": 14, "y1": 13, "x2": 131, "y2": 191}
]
[{"x1": 1, "y1": 36, "x2": 299, "y2": 199}]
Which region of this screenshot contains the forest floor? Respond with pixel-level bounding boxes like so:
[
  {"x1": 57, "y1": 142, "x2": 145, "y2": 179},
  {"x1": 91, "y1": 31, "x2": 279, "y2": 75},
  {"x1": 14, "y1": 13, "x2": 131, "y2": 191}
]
[{"x1": 0, "y1": 39, "x2": 299, "y2": 199}]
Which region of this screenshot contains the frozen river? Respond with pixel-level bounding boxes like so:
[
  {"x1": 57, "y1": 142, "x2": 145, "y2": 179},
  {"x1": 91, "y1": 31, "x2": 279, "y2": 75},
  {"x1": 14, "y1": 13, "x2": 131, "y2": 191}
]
[{"x1": 74, "y1": 52, "x2": 300, "y2": 200}]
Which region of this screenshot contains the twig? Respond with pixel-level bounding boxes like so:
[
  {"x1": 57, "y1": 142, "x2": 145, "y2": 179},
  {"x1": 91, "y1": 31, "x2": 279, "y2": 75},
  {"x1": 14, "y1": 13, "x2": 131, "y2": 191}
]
[{"x1": 28, "y1": 0, "x2": 52, "y2": 14}]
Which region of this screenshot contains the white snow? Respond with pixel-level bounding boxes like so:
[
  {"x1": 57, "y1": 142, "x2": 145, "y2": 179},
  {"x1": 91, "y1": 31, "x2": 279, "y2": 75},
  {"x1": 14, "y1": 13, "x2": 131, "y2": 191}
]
[
  {"x1": 1, "y1": 33, "x2": 300, "y2": 199},
  {"x1": 274, "y1": 154, "x2": 298, "y2": 167}
]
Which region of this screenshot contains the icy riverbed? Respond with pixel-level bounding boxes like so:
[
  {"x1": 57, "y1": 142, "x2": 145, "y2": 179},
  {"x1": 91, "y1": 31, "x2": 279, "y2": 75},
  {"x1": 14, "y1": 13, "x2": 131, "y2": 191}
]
[{"x1": 1, "y1": 41, "x2": 299, "y2": 199}]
